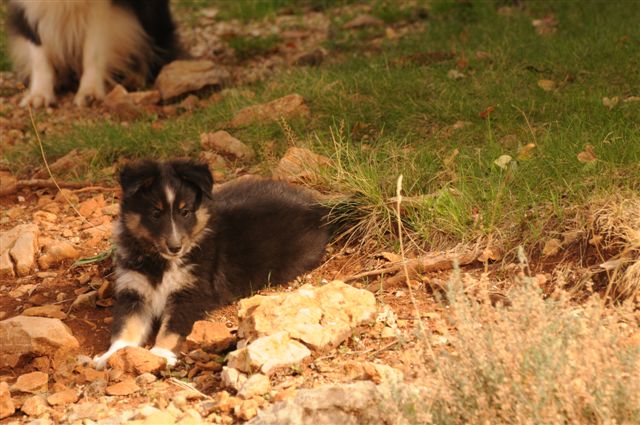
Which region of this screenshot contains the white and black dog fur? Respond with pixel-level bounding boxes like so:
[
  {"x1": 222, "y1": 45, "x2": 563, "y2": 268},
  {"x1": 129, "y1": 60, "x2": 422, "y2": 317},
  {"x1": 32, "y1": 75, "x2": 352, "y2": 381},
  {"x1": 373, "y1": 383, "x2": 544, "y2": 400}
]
[
  {"x1": 7, "y1": 0, "x2": 179, "y2": 107},
  {"x1": 93, "y1": 160, "x2": 330, "y2": 368}
]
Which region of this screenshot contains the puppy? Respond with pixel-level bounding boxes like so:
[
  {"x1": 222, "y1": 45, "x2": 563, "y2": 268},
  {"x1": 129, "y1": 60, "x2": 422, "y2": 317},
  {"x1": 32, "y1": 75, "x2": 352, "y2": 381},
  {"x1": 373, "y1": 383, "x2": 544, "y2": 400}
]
[
  {"x1": 7, "y1": 0, "x2": 179, "y2": 107},
  {"x1": 93, "y1": 160, "x2": 330, "y2": 368}
]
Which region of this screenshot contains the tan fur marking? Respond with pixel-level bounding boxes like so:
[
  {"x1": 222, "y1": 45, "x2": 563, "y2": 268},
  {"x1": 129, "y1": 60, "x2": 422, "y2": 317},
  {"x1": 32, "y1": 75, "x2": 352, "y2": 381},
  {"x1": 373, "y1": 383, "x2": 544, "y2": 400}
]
[
  {"x1": 192, "y1": 207, "x2": 210, "y2": 238},
  {"x1": 179, "y1": 200, "x2": 186, "y2": 209},
  {"x1": 154, "y1": 322, "x2": 182, "y2": 352},
  {"x1": 123, "y1": 212, "x2": 152, "y2": 240},
  {"x1": 153, "y1": 201, "x2": 163, "y2": 210},
  {"x1": 119, "y1": 315, "x2": 147, "y2": 343}
]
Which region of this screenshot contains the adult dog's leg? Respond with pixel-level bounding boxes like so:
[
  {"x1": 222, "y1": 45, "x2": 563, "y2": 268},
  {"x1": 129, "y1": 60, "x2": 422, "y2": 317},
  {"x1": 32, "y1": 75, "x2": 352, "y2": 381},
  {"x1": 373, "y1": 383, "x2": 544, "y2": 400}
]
[{"x1": 20, "y1": 41, "x2": 56, "y2": 108}]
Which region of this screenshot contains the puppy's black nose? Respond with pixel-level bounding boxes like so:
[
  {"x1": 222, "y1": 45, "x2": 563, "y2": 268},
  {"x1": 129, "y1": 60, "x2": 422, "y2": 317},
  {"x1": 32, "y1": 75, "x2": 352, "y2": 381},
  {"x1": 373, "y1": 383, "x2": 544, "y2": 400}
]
[{"x1": 168, "y1": 244, "x2": 182, "y2": 254}]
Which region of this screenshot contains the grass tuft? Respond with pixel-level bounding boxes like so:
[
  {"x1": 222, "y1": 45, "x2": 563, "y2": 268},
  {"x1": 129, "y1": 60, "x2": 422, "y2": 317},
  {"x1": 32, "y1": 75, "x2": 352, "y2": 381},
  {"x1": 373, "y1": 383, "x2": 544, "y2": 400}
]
[
  {"x1": 3, "y1": 1, "x2": 639, "y2": 270},
  {"x1": 228, "y1": 34, "x2": 282, "y2": 61}
]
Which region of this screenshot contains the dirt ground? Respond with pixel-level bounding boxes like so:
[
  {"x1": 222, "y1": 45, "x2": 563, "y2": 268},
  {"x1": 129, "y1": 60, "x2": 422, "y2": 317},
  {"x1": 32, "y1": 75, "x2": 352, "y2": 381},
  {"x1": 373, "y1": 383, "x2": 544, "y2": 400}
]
[
  {"x1": 2, "y1": 3, "x2": 637, "y2": 423},
  {"x1": 0, "y1": 182, "x2": 470, "y2": 423}
]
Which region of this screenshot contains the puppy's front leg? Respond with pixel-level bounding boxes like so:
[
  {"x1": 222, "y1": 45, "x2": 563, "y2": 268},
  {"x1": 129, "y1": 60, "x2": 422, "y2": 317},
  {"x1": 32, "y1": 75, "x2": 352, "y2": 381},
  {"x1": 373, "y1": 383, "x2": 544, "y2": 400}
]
[
  {"x1": 150, "y1": 318, "x2": 182, "y2": 367},
  {"x1": 93, "y1": 291, "x2": 152, "y2": 370},
  {"x1": 149, "y1": 294, "x2": 211, "y2": 367}
]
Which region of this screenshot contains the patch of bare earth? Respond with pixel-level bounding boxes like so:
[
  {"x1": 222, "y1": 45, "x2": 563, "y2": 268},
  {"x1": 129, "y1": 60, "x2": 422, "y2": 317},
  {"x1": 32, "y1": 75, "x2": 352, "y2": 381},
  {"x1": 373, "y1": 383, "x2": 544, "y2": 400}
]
[{"x1": 1, "y1": 183, "x2": 639, "y2": 423}]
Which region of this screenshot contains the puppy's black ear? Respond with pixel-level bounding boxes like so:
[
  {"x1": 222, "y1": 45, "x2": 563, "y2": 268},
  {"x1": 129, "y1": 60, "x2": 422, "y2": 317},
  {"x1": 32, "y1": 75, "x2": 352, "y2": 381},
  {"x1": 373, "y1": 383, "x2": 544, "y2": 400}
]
[
  {"x1": 118, "y1": 160, "x2": 160, "y2": 198},
  {"x1": 171, "y1": 160, "x2": 214, "y2": 199}
]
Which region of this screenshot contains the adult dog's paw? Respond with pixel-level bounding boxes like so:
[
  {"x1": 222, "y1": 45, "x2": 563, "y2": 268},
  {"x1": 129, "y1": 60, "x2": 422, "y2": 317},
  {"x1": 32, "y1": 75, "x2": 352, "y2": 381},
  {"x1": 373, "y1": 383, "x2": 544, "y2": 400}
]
[
  {"x1": 150, "y1": 346, "x2": 178, "y2": 367},
  {"x1": 20, "y1": 91, "x2": 56, "y2": 108},
  {"x1": 74, "y1": 78, "x2": 105, "y2": 107}
]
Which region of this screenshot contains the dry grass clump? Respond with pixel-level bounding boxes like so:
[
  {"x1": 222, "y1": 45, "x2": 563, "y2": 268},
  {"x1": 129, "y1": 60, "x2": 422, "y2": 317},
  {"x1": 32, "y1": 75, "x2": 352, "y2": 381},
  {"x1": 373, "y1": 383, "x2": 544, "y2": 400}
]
[
  {"x1": 396, "y1": 277, "x2": 640, "y2": 425},
  {"x1": 588, "y1": 193, "x2": 640, "y2": 301}
]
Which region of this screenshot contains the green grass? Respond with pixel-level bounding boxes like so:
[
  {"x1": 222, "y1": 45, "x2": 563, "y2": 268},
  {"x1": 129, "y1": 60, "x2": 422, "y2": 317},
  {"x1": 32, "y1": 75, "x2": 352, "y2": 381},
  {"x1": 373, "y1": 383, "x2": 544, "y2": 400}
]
[
  {"x1": 5, "y1": 0, "x2": 640, "y2": 253},
  {"x1": 228, "y1": 34, "x2": 282, "y2": 60},
  {"x1": 0, "y1": 4, "x2": 11, "y2": 71}
]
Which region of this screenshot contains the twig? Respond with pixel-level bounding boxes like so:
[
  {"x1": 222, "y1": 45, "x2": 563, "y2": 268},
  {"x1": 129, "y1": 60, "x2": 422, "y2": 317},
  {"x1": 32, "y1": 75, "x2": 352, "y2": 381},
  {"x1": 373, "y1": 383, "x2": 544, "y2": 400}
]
[
  {"x1": 366, "y1": 339, "x2": 400, "y2": 359},
  {"x1": 15, "y1": 179, "x2": 116, "y2": 192},
  {"x1": 345, "y1": 264, "x2": 404, "y2": 281},
  {"x1": 384, "y1": 250, "x2": 480, "y2": 286},
  {"x1": 345, "y1": 250, "x2": 479, "y2": 284},
  {"x1": 28, "y1": 107, "x2": 94, "y2": 225},
  {"x1": 73, "y1": 186, "x2": 118, "y2": 193},
  {"x1": 168, "y1": 377, "x2": 211, "y2": 399},
  {"x1": 314, "y1": 340, "x2": 399, "y2": 363}
]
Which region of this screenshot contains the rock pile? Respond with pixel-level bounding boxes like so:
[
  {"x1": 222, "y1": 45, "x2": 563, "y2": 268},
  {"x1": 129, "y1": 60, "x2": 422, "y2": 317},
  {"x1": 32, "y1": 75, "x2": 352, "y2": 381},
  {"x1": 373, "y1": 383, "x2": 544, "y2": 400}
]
[
  {"x1": 218, "y1": 280, "x2": 377, "y2": 417},
  {"x1": 0, "y1": 224, "x2": 39, "y2": 278},
  {"x1": 0, "y1": 316, "x2": 79, "y2": 369},
  {"x1": 248, "y1": 380, "x2": 427, "y2": 425}
]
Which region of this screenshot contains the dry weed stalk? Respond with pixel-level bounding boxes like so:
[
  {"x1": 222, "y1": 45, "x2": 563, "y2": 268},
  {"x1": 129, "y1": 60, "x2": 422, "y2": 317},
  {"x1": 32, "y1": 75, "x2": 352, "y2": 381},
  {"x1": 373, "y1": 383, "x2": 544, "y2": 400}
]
[
  {"x1": 394, "y1": 275, "x2": 640, "y2": 424},
  {"x1": 28, "y1": 107, "x2": 104, "y2": 228},
  {"x1": 590, "y1": 194, "x2": 640, "y2": 301}
]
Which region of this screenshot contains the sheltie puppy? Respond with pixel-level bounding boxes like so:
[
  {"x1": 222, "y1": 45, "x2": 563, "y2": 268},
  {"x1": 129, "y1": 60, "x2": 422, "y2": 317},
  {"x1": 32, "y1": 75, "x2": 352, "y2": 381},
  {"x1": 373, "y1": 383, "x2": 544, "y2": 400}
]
[
  {"x1": 7, "y1": 0, "x2": 180, "y2": 107},
  {"x1": 93, "y1": 160, "x2": 330, "y2": 369}
]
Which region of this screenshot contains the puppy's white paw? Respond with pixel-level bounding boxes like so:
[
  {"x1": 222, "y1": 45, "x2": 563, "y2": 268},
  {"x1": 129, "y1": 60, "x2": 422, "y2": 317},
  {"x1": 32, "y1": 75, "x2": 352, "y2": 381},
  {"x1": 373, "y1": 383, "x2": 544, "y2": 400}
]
[
  {"x1": 20, "y1": 91, "x2": 56, "y2": 108},
  {"x1": 150, "y1": 346, "x2": 178, "y2": 367},
  {"x1": 93, "y1": 352, "x2": 112, "y2": 371},
  {"x1": 92, "y1": 339, "x2": 138, "y2": 370}
]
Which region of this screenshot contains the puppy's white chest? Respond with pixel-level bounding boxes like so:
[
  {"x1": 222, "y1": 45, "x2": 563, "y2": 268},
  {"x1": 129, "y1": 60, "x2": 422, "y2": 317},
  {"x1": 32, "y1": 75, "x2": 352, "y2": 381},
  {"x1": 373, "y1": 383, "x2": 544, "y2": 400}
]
[{"x1": 150, "y1": 263, "x2": 194, "y2": 317}]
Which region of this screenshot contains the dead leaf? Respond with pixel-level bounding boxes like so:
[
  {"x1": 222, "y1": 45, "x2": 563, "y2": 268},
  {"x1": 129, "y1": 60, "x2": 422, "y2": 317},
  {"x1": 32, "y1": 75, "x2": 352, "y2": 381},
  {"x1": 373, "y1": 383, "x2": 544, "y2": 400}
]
[
  {"x1": 494, "y1": 155, "x2": 513, "y2": 170},
  {"x1": 623, "y1": 96, "x2": 640, "y2": 103},
  {"x1": 537, "y1": 79, "x2": 556, "y2": 91},
  {"x1": 542, "y1": 238, "x2": 562, "y2": 257},
  {"x1": 599, "y1": 258, "x2": 628, "y2": 271},
  {"x1": 452, "y1": 120, "x2": 472, "y2": 130},
  {"x1": 517, "y1": 143, "x2": 537, "y2": 160},
  {"x1": 200, "y1": 8, "x2": 219, "y2": 19},
  {"x1": 385, "y1": 27, "x2": 398, "y2": 40},
  {"x1": 561, "y1": 230, "x2": 583, "y2": 245},
  {"x1": 478, "y1": 246, "x2": 503, "y2": 262},
  {"x1": 589, "y1": 235, "x2": 603, "y2": 246},
  {"x1": 479, "y1": 106, "x2": 495, "y2": 119},
  {"x1": 378, "y1": 252, "x2": 403, "y2": 263},
  {"x1": 532, "y1": 15, "x2": 558, "y2": 36},
  {"x1": 577, "y1": 144, "x2": 597, "y2": 163},
  {"x1": 343, "y1": 14, "x2": 384, "y2": 29},
  {"x1": 456, "y1": 58, "x2": 469, "y2": 69},
  {"x1": 447, "y1": 69, "x2": 465, "y2": 80},
  {"x1": 602, "y1": 96, "x2": 620, "y2": 110},
  {"x1": 475, "y1": 51, "x2": 493, "y2": 60}
]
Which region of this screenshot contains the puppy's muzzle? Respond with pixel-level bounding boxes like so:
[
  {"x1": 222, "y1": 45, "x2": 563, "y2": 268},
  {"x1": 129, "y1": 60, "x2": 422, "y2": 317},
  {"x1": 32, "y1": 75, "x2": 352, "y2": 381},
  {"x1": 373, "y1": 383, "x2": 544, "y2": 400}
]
[{"x1": 167, "y1": 241, "x2": 182, "y2": 254}]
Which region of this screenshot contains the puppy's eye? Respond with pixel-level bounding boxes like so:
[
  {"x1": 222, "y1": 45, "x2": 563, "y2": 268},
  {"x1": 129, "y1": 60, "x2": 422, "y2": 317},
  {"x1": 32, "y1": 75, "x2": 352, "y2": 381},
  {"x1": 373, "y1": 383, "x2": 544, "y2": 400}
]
[
  {"x1": 179, "y1": 208, "x2": 192, "y2": 217},
  {"x1": 151, "y1": 209, "x2": 162, "y2": 219}
]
